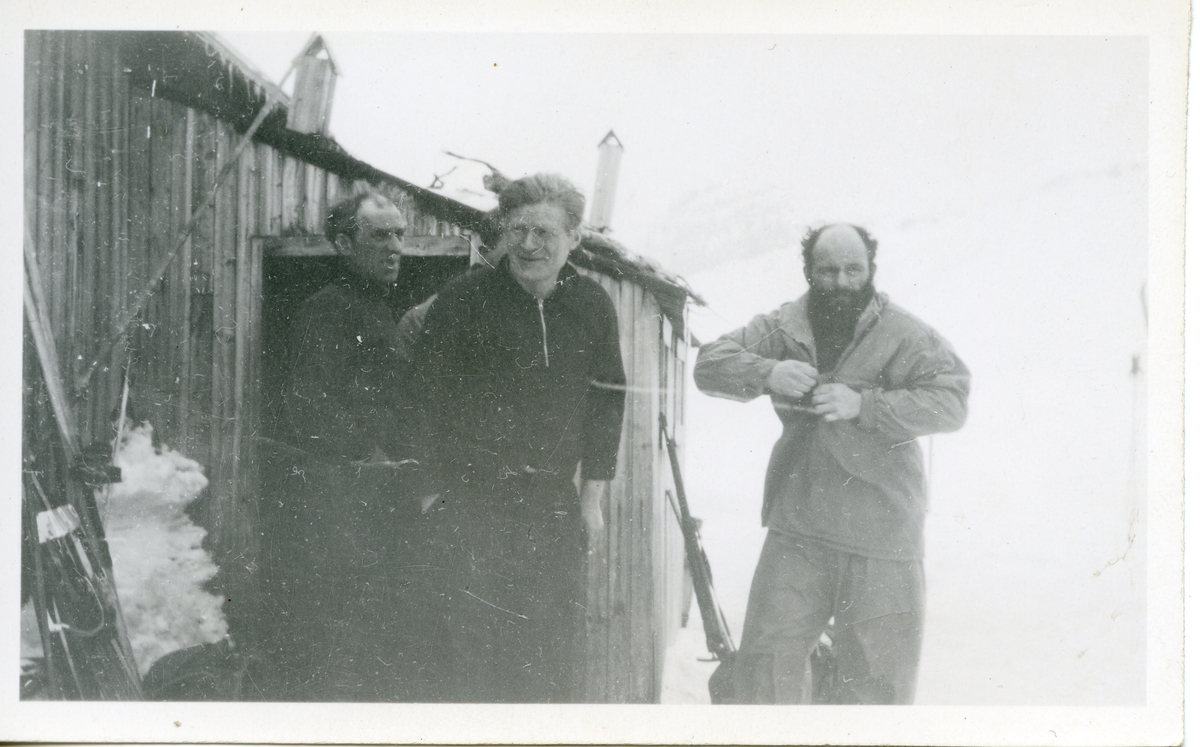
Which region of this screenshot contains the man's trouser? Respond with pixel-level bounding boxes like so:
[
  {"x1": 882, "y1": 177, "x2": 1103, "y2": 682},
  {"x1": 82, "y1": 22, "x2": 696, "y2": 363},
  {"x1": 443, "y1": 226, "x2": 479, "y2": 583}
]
[
  {"x1": 246, "y1": 444, "x2": 447, "y2": 702},
  {"x1": 733, "y1": 530, "x2": 925, "y2": 704},
  {"x1": 441, "y1": 475, "x2": 587, "y2": 703}
]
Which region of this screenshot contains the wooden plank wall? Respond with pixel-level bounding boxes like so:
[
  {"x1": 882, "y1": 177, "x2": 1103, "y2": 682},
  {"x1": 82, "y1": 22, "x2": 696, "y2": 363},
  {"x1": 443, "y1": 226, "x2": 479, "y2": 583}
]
[
  {"x1": 657, "y1": 312, "x2": 688, "y2": 693},
  {"x1": 25, "y1": 32, "x2": 130, "y2": 452},
  {"x1": 581, "y1": 271, "x2": 688, "y2": 703}
]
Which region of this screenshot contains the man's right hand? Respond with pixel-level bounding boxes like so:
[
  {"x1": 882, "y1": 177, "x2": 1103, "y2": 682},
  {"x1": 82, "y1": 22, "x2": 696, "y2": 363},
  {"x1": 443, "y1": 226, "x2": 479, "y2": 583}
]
[{"x1": 766, "y1": 360, "x2": 818, "y2": 399}]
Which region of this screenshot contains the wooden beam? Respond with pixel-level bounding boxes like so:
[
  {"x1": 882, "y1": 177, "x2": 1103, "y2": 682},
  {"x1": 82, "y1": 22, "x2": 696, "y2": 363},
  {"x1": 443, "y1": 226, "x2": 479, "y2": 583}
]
[
  {"x1": 178, "y1": 107, "x2": 195, "y2": 451},
  {"x1": 400, "y1": 235, "x2": 473, "y2": 257},
  {"x1": 261, "y1": 234, "x2": 471, "y2": 258},
  {"x1": 304, "y1": 163, "x2": 324, "y2": 234},
  {"x1": 79, "y1": 32, "x2": 98, "y2": 440}
]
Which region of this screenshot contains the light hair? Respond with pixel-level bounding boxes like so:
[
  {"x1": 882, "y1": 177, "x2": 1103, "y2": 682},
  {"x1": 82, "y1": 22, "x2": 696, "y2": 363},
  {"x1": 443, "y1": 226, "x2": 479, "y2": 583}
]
[{"x1": 497, "y1": 173, "x2": 586, "y2": 230}]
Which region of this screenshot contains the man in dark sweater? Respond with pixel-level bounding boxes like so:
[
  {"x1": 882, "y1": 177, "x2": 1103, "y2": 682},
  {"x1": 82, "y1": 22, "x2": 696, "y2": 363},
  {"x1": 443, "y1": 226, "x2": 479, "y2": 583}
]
[
  {"x1": 254, "y1": 191, "x2": 440, "y2": 701},
  {"x1": 280, "y1": 191, "x2": 412, "y2": 461},
  {"x1": 694, "y1": 224, "x2": 970, "y2": 704},
  {"x1": 414, "y1": 174, "x2": 626, "y2": 703}
]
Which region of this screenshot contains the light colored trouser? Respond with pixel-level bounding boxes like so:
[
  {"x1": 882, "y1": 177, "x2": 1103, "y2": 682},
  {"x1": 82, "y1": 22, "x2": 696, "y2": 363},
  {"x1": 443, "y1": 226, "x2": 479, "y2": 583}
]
[{"x1": 733, "y1": 530, "x2": 925, "y2": 704}]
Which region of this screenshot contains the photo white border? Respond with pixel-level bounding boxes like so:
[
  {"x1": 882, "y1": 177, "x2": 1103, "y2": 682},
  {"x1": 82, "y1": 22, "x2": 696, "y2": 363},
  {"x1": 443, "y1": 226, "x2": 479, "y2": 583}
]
[{"x1": 0, "y1": 0, "x2": 1186, "y2": 744}]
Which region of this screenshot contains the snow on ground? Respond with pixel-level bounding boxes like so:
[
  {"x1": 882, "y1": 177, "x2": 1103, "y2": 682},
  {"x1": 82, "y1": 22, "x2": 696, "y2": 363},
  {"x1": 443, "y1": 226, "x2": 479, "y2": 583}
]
[
  {"x1": 21, "y1": 423, "x2": 228, "y2": 676},
  {"x1": 97, "y1": 423, "x2": 227, "y2": 674},
  {"x1": 660, "y1": 618, "x2": 719, "y2": 704}
]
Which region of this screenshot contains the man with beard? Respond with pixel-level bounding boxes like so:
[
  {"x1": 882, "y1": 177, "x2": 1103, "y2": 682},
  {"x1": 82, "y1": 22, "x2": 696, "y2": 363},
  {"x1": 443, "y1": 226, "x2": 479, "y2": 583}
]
[{"x1": 694, "y1": 223, "x2": 970, "y2": 704}]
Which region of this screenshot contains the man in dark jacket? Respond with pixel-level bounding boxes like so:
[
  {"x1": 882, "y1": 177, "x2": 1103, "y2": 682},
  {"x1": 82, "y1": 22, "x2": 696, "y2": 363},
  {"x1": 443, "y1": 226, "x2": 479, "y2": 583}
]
[
  {"x1": 414, "y1": 173, "x2": 626, "y2": 703},
  {"x1": 255, "y1": 191, "x2": 439, "y2": 701},
  {"x1": 694, "y1": 224, "x2": 970, "y2": 705},
  {"x1": 280, "y1": 191, "x2": 412, "y2": 461}
]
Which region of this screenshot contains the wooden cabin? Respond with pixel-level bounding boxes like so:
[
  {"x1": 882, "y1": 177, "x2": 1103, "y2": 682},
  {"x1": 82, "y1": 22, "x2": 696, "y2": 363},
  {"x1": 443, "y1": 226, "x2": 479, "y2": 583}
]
[{"x1": 23, "y1": 30, "x2": 695, "y2": 702}]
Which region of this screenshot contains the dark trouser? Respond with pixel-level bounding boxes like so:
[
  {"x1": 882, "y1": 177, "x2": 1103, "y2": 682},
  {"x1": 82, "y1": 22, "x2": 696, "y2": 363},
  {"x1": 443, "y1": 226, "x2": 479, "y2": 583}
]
[
  {"x1": 441, "y1": 475, "x2": 587, "y2": 703},
  {"x1": 244, "y1": 444, "x2": 448, "y2": 702},
  {"x1": 734, "y1": 530, "x2": 925, "y2": 705}
]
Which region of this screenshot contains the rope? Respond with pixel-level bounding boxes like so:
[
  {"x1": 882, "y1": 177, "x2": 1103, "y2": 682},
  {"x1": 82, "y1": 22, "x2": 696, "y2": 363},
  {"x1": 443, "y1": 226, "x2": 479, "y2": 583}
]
[{"x1": 76, "y1": 101, "x2": 276, "y2": 393}]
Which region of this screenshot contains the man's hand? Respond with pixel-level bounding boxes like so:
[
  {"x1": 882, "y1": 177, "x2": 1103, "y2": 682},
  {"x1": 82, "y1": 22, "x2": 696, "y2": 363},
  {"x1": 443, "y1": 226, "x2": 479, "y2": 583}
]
[
  {"x1": 810, "y1": 383, "x2": 862, "y2": 422},
  {"x1": 580, "y1": 479, "x2": 607, "y2": 558},
  {"x1": 766, "y1": 360, "x2": 819, "y2": 399}
]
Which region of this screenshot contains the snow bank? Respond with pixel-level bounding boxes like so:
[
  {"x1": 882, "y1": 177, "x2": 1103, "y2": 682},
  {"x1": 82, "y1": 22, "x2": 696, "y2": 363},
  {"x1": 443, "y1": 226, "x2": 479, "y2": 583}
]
[{"x1": 96, "y1": 422, "x2": 227, "y2": 675}]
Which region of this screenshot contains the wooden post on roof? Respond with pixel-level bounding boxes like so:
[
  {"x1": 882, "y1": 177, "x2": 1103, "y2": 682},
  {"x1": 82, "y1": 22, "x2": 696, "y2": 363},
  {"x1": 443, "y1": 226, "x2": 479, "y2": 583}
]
[
  {"x1": 589, "y1": 130, "x2": 624, "y2": 232},
  {"x1": 287, "y1": 34, "x2": 338, "y2": 136}
]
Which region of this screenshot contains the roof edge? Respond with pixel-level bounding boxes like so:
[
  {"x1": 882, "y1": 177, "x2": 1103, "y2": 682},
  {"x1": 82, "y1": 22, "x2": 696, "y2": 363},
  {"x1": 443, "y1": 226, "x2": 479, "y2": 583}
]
[{"x1": 108, "y1": 30, "x2": 697, "y2": 310}]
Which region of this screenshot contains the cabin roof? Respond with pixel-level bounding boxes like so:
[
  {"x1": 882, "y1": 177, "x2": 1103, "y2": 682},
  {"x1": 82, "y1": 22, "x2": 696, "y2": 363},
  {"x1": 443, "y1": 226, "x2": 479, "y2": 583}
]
[
  {"x1": 112, "y1": 31, "x2": 487, "y2": 233},
  {"x1": 109, "y1": 31, "x2": 703, "y2": 328}
]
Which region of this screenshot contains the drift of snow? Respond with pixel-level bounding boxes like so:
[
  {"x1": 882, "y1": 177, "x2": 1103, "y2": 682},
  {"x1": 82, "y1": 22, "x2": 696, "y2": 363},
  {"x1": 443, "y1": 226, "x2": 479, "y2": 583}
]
[{"x1": 94, "y1": 422, "x2": 227, "y2": 675}]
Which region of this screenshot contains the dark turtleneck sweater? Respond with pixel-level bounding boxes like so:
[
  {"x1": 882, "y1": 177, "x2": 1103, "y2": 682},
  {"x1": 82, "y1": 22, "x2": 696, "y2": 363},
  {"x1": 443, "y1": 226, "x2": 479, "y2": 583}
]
[{"x1": 280, "y1": 272, "x2": 416, "y2": 462}]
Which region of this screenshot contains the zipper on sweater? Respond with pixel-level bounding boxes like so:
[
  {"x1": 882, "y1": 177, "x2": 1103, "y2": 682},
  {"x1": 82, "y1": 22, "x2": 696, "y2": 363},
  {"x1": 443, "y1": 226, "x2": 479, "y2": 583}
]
[{"x1": 537, "y1": 298, "x2": 550, "y2": 367}]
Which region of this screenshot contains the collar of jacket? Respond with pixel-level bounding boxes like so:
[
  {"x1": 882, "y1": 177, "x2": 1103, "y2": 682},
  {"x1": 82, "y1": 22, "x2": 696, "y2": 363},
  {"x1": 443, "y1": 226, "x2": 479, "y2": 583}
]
[
  {"x1": 332, "y1": 269, "x2": 395, "y2": 301},
  {"x1": 494, "y1": 254, "x2": 580, "y2": 302},
  {"x1": 779, "y1": 290, "x2": 888, "y2": 357}
]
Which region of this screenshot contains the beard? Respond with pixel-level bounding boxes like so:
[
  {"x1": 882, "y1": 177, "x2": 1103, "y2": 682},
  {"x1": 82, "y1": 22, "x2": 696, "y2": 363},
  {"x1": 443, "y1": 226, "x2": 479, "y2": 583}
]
[
  {"x1": 808, "y1": 281, "x2": 876, "y2": 328},
  {"x1": 807, "y1": 280, "x2": 876, "y2": 373}
]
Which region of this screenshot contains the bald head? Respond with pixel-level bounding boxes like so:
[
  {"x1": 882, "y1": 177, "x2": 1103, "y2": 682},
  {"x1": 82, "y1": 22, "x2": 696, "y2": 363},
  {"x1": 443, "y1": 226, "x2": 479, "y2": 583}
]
[
  {"x1": 815, "y1": 223, "x2": 868, "y2": 257},
  {"x1": 801, "y1": 223, "x2": 878, "y2": 287}
]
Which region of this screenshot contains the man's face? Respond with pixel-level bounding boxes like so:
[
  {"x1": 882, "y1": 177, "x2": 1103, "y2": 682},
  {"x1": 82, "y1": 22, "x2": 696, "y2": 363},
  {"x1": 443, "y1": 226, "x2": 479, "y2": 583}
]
[
  {"x1": 338, "y1": 197, "x2": 406, "y2": 285},
  {"x1": 808, "y1": 224, "x2": 873, "y2": 309},
  {"x1": 500, "y1": 202, "x2": 580, "y2": 295}
]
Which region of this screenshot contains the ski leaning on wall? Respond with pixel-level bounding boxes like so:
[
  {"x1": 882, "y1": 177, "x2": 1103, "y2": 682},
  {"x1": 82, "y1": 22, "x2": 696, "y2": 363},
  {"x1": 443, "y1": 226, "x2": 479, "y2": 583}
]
[{"x1": 23, "y1": 233, "x2": 143, "y2": 700}]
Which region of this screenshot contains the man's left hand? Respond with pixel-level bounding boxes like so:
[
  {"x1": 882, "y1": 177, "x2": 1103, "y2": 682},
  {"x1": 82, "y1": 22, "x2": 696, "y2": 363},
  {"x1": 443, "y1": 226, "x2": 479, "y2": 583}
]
[
  {"x1": 580, "y1": 480, "x2": 607, "y2": 559},
  {"x1": 810, "y1": 383, "x2": 862, "y2": 422}
]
